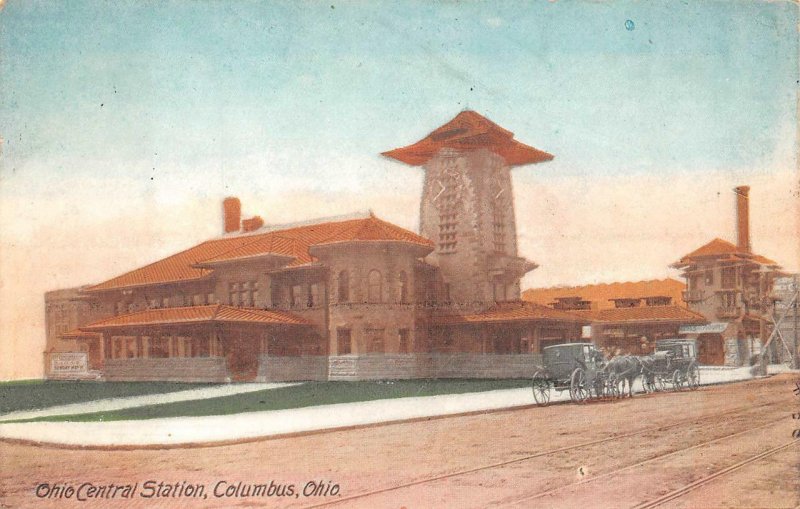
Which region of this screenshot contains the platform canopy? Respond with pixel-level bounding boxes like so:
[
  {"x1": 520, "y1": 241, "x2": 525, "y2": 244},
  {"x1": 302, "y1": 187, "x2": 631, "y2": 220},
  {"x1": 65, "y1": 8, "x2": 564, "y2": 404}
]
[{"x1": 381, "y1": 110, "x2": 554, "y2": 167}]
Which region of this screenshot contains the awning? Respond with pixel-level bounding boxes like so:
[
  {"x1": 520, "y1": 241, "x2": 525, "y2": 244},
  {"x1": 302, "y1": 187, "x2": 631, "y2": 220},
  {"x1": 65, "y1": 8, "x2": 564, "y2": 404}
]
[
  {"x1": 81, "y1": 304, "x2": 309, "y2": 332},
  {"x1": 679, "y1": 322, "x2": 729, "y2": 335}
]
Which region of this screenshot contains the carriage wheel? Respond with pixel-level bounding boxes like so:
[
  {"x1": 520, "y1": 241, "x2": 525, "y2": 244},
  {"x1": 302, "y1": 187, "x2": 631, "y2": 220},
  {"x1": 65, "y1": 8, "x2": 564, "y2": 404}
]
[
  {"x1": 672, "y1": 369, "x2": 685, "y2": 391},
  {"x1": 531, "y1": 371, "x2": 551, "y2": 406},
  {"x1": 569, "y1": 368, "x2": 590, "y2": 403},
  {"x1": 687, "y1": 363, "x2": 700, "y2": 391},
  {"x1": 655, "y1": 375, "x2": 666, "y2": 392}
]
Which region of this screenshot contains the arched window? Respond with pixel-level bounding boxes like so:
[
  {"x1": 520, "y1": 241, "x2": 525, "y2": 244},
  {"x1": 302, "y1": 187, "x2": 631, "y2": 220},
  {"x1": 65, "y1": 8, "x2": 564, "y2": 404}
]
[
  {"x1": 398, "y1": 271, "x2": 408, "y2": 304},
  {"x1": 338, "y1": 270, "x2": 350, "y2": 303},
  {"x1": 368, "y1": 270, "x2": 382, "y2": 303}
]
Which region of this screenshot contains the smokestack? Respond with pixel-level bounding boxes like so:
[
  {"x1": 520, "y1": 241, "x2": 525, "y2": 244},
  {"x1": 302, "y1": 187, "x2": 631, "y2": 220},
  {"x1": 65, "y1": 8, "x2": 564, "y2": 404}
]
[
  {"x1": 241, "y1": 215, "x2": 264, "y2": 232},
  {"x1": 222, "y1": 197, "x2": 241, "y2": 234},
  {"x1": 734, "y1": 186, "x2": 750, "y2": 253}
]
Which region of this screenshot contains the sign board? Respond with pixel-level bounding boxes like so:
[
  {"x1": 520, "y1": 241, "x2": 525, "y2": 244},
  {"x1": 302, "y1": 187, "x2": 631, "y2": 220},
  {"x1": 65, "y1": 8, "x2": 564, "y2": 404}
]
[
  {"x1": 679, "y1": 322, "x2": 729, "y2": 335},
  {"x1": 50, "y1": 352, "x2": 88, "y2": 376}
]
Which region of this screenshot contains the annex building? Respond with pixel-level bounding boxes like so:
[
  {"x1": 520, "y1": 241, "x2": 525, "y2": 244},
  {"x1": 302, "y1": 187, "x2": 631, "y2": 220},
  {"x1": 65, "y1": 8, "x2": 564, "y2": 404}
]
[{"x1": 44, "y1": 111, "x2": 588, "y2": 382}]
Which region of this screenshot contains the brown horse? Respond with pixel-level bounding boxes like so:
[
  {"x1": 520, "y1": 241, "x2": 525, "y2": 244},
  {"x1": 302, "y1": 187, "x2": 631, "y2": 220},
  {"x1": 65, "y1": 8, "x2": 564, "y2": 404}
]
[{"x1": 604, "y1": 355, "x2": 642, "y2": 398}]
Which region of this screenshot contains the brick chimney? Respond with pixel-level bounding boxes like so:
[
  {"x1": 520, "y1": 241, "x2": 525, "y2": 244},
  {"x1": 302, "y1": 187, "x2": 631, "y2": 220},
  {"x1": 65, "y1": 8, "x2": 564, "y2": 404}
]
[
  {"x1": 734, "y1": 185, "x2": 750, "y2": 253},
  {"x1": 241, "y1": 215, "x2": 264, "y2": 232},
  {"x1": 222, "y1": 197, "x2": 241, "y2": 234}
]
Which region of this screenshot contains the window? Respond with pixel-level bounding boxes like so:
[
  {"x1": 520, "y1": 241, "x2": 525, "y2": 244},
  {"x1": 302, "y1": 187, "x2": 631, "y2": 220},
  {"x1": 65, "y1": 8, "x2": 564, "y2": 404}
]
[
  {"x1": 338, "y1": 270, "x2": 350, "y2": 303},
  {"x1": 229, "y1": 281, "x2": 258, "y2": 306},
  {"x1": 368, "y1": 270, "x2": 382, "y2": 303},
  {"x1": 309, "y1": 284, "x2": 320, "y2": 307},
  {"x1": 721, "y1": 267, "x2": 737, "y2": 289},
  {"x1": 162, "y1": 296, "x2": 170, "y2": 308},
  {"x1": 492, "y1": 208, "x2": 506, "y2": 252},
  {"x1": 251, "y1": 282, "x2": 259, "y2": 307},
  {"x1": 704, "y1": 270, "x2": 714, "y2": 286},
  {"x1": 493, "y1": 282, "x2": 505, "y2": 302},
  {"x1": 721, "y1": 292, "x2": 737, "y2": 309},
  {"x1": 398, "y1": 271, "x2": 409, "y2": 304},
  {"x1": 207, "y1": 293, "x2": 216, "y2": 304},
  {"x1": 398, "y1": 329, "x2": 410, "y2": 353},
  {"x1": 291, "y1": 285, "x2": 303, "y2": 308},
  {"x1": 337, "y1": 328, "x2": 352, "y2": 355}
]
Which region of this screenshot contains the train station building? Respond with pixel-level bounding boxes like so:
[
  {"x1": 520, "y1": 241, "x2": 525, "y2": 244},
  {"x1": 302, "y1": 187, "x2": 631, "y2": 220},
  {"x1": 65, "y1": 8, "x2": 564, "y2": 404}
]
[{"x1": 44, "y1": 111, "x2": 587, "y2": 382}]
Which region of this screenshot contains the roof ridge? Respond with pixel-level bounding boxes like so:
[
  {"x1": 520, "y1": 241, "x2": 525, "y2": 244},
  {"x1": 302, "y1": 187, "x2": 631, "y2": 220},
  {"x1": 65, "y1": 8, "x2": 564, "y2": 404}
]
[{"x1": 220, "y1": 211, "x2": 372, "y2": 238}]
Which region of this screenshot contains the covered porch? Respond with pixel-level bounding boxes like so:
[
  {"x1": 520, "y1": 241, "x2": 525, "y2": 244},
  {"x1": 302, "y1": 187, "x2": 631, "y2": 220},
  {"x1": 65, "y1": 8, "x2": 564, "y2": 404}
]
[{"x1": 80, "y1": 304, "x2": 320, "y2": 382}]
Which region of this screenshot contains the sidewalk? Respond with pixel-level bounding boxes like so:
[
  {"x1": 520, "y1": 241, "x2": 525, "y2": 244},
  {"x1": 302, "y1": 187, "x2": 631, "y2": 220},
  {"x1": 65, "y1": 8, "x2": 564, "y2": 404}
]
[
  {"x1": 0, "y1": 382, "x2": 297, "y2": 423},
  {"x1": 0, "y1": 367, "x2": 764, "y2": 448}
]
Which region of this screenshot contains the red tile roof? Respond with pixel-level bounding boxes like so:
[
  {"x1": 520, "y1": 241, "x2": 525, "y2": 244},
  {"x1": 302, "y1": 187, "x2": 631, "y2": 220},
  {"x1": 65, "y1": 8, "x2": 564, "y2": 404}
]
[
  {"x1": 522, "y1": 279, "x2": 686, "y2": 311},
  {"x1": 80, "y1": 304, "x2": 309, "y2": 331},
  {"x1": 431, "y1": 301, "x2": 588, "y2": 325},
  {"x1": 673, "y1": 238, "x2": 779, "y2": 268},
  {"x1": 382, "y1": 110, "x2": 554, "y2": 167},
  {"x1": 574, "y1": 305, "x2": 707, "y2": 324},
  {"x1": 88, "y1": 215, "x2": 433, "y2": 291}
]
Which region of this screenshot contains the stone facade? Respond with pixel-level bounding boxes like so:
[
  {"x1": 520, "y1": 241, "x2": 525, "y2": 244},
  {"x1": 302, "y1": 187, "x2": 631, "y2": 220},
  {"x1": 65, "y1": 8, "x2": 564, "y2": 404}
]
[{"x1": 419, "y1": 148, "x2": 534, "y2": 311}]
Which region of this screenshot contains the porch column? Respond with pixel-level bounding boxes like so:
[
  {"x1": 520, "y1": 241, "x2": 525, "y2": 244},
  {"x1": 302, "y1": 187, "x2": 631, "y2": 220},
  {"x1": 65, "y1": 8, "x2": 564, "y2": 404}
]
[{"x1": 102, "y1": 332, "x2": 111, "y2": 360}]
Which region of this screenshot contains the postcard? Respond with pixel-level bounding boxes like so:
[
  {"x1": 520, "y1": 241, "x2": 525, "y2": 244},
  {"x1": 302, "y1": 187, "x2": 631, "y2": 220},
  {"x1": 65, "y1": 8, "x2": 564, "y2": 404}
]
[{"x1": 1, "y1": 1, "x2": 798, "y2": 507}]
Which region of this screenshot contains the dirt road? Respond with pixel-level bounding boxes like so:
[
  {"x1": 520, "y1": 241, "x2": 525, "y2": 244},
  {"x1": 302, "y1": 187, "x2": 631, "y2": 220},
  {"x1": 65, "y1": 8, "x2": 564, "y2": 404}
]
[{"x1": 1, "y1": 374, "x2": 797, "y2": 508}]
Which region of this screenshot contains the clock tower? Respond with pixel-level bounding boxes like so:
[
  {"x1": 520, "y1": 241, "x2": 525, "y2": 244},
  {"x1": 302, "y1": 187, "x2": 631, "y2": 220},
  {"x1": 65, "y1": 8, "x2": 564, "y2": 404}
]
[{"x1": 383, "y1": 111, "x2": 553, "y2": 311}]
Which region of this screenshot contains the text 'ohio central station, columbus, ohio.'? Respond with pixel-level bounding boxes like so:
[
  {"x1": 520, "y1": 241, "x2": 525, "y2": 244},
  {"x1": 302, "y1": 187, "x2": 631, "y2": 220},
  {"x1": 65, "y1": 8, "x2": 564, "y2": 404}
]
[{"x1": 44, "y1": 111, "x2": 793, "y2": 382}]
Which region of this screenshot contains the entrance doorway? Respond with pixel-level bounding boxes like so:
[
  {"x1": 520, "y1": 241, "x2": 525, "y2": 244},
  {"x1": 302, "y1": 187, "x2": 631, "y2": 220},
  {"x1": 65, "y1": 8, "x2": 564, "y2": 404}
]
[{"x1": 697, "y1": 333, "x2": 725, "y2": 365}]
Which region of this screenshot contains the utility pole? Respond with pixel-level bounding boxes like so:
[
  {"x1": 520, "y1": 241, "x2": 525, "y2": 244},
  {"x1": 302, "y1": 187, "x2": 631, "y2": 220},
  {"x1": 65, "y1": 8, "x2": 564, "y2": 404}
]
[{"x1": 794, "y1": 274, "x2": 799, "y2": 369}]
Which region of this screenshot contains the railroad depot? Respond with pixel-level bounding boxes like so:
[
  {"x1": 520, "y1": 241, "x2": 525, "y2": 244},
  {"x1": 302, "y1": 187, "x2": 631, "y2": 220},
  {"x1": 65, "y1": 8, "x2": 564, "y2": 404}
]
[
  {"x1": 44, "y1": 112, "x2": 791, "y2": 382},
  {"x1": 44, "y1": 112, "x2": 589, "y2": 382}
]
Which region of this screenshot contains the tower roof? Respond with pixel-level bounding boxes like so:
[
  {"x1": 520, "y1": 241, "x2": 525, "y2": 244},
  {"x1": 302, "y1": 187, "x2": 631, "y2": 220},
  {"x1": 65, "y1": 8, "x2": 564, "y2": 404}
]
[
  {"x1": 671, "y1": 237, "x2": 779, "y2": 269},
  {"x1": 381, "y1": 110, "x2": 554, "y2": 167}
]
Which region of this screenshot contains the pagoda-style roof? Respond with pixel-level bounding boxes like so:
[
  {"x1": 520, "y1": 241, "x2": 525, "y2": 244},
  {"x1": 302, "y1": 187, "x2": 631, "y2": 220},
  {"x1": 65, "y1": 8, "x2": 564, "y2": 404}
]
[
  {"x1": 672, "y1": 238, "x2": 779, "y2": 269},
  {"x1": 382, "y1": 110, "x2": 554, "y2": 167}
]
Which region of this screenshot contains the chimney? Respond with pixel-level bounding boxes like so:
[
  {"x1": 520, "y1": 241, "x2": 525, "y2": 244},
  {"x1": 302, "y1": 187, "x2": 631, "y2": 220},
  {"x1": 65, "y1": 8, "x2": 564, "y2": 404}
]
[
  {"x1": 222, "y1": 197, "x2": 241, "y2": 234},
  {"x1": 734, "y1": 186, "x2": 750, "y2": 253},
  {"x1": 241, "y1": 215, "x2": 264, "y2": 233}
]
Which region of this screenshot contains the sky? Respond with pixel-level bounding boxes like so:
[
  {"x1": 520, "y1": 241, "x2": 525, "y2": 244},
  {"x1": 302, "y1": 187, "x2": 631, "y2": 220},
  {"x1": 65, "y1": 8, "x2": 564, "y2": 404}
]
[{"x1": 1, "y1": 0, "x2": 798, "y2": 379}]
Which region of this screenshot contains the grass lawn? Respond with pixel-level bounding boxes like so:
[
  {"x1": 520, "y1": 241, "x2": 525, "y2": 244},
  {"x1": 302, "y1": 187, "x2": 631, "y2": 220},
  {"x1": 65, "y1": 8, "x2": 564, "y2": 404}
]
[
  {"x1": 0, "y1": 380, "x2": 215, "y2": 414},
  {"x1": 17, "y1": 379, "x2": 532, "y2": 422}
]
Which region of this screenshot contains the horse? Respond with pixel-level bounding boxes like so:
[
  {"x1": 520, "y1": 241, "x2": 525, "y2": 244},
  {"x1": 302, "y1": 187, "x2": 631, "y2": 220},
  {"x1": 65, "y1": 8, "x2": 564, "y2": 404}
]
[{"x1": 604, "y1": 355, "x2": 642, "y2": 398}]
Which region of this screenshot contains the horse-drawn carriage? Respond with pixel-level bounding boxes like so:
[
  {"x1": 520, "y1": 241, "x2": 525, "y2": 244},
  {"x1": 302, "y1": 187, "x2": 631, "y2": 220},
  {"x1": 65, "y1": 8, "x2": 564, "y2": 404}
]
[
  {"x1": 531, "y1": 342, "x2": 620, "y2": 406},
  {"x1": 640, "y1": 339, "x2": 700, "y2": 392}
]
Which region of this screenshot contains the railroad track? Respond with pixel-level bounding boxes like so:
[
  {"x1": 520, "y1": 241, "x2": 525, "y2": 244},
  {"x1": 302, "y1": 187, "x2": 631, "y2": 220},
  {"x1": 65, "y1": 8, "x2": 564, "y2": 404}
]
[
  {"x1": 305, "y1": 397, "x2": 789, "y2": 508},
  {"x1": 631, "y1": 439, "x2": 798, "y2": 509},
  {"x1": 497, "y1": 415, "x2": 789, "y2": 507}
]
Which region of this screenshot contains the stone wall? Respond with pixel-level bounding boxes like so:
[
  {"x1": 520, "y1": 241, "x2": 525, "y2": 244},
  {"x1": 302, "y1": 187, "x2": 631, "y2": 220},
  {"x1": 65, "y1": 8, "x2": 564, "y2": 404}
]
[
  {"x1": 257, "y1": 355, "x2": 328, "y2": 382},
  {"x1": 327, "y1": 353, "x2": 543, "y2": 380},
  {"x1": 103, "y1": 357, "x2": 228, "y2": 382}
]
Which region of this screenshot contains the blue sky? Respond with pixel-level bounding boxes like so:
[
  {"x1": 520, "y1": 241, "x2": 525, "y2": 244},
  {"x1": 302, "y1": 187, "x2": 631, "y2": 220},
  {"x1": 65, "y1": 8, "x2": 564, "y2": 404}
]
[
  {"x1": 0, "y1": 1, "x2": 798, "y2": 378},
  {"x1": 2, "y1": 0, "x2": 797, "y2": 185}
]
